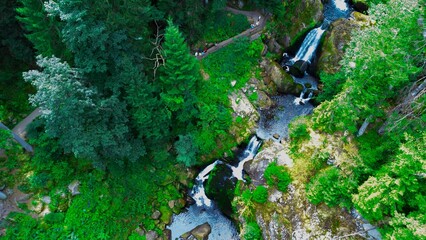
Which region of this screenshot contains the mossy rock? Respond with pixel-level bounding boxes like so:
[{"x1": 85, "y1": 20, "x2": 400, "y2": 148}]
[
  {"x1": 261, "y1": 59, "x2": 301, "y2": 95},
  {"x1": 317, "y1": 18, "x2": 361, "y2": 74},
  {"x1": 205, "y1": 163, "x2": 236, "y2": 216},
  {"x1": 159, "y1": 205, "x2": 172, "y2": 225}
]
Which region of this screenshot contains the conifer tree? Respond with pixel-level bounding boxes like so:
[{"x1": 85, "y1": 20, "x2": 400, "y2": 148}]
[
  {"x1": 24, "y1": 56, "x2": 145, "y2": 163},
  {"x1": 159, "y1": 19, "x2": 200, "y2": 129},
  {"x1": 16, "y1": 0, "x2": 68, "y2": 58}
]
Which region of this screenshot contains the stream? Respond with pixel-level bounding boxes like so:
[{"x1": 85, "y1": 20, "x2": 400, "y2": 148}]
[
  {"x1": 167, "y1": 136, "x2": 262, "y2": 239},
  {"x1": 168, "y1": 0, "x2": 353, "y2": 239}
]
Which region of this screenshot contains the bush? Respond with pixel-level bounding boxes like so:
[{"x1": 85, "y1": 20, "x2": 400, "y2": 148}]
[
  {"x1": 264, "y1": 162, "x2": 292, "y2": 192},
  {"x1": 289, "y1": 119, "x2": 310, "y2": 142},
  {"x1": 306, "y1": 167, "x2": 355, "y2": 208},
  {"x1": 44, "y1": 213, "x2": 64, "y2": 224},
  {"x1": 252, "y1": 186, "x2": 268, "y2": 204},
  {"x1": 203, "y1": 11, "x2": 250, "y2": 43},
  {"x1": 244, "y1": 221, "x2": 262, "y2": 240}
]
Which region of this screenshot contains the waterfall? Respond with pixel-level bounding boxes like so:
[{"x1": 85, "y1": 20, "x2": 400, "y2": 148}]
[
  {"x1": 189, "y1": 136, "x2": 262, "y2": 207},
  {"x1": 192, "y1": 160, "x2": 222, "y2": 207},
  {"x1": 229, "y1": 136, "x2": 262, "y2": 181},
  {"x1": 169, "y1": 136, "x2": 262, "y2": 238},
  {"x1": 292, "y1": 26, "x2": 326, "y2": 64},
  {"x1": 333, "y1": 0, "x2": 349, "y2": 11}
]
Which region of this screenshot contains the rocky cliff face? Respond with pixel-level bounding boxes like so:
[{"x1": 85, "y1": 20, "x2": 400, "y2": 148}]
[
  {"x1": 317, "y1": 11, "x2": 373, "y2": 74},
  {"x1": 235, "y1": 131, "x2": 377, "y2": 239}
]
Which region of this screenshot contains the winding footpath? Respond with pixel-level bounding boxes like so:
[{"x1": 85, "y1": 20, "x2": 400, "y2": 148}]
[
  {"x1": 197, "y1": 7, "x2": 267, "y2": 59},
  {"x1": 0, "y1": 108, "x2": 41, "y2": 156}
]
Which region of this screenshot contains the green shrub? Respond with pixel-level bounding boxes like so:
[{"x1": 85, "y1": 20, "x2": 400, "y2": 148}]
[
  {"x1": 44, "y1": 213, "x2": 64, "y2": 224},
  {"x1": 264, "y1": 162, "x2": 292, "y2": 192},
  {"x1": 306, "y1": 167, "x2": 356, "y2": 208},
  {"x1": 289, "y1": 119, "x2": 310, "y2": 142},
  {"x1": 203, "y1": 12, "x2": 250, "y2": 43},
  {"x1": 252, "y1": 186, "x2": 268, "y2": 204},
  {"x1": 244, "y1": 221, "x2": 262, "y2": 240}
]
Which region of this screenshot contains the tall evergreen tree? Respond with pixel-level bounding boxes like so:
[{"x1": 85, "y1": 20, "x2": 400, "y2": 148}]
[
  {"x1": 159, "y1": 19, "x2": 200, "y2": 129},
  {"x1": 16, "y1": 0, "x2": 68, "y2": 58},
  {"x1": 24, "y1": 56, "x2": 145, "y2": 163}
]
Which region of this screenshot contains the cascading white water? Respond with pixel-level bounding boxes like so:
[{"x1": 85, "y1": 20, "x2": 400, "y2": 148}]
[
  {"x1": 192, "y1": 160, "x2": 222, "y2": 207},
  {"x1": 292, "y1": 26, "x2": 326, "y2": 64},
  {"x1": 229, "y1": 137, "x2": 262, "y2": 181},
  {"x1": 168, "y1": 136, "x2": 262, "y2": 239},
  {"x1": 333, "y1": 0, "x2": 349, "y2": 11},
  {"x1": 191, "y1": 136, "x2": 261, "y2": 207}
]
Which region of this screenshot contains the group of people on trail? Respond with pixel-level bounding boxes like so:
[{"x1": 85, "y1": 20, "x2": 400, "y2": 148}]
[
  {"x1": 250, "y1": 16, "x2": 261, "y2": 28},
  {"x1": 195, "y1": 47, "x2": 208, "y2": 57}
]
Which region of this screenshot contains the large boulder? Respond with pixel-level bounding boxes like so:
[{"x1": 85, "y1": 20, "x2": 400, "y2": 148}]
[
  {"x1": 317, "y1": 13, "x2": 369, "y2": 74},
  {"x1": 253, "y1": 90, "x2": 275, "y2": 110},
  {"x1": 180, "y1": 222, "x2": 212, "y2": 240},
  {"x1": 277, "y1": 0, "x2": 323, "y2": 49},
  {"x1": 260, "y1": 59, "x2": 301, "y2": 94},
  {"x1": 68, "y1": 180, "x2": 80, "y2": 196},
  {"x1": 289, "y1": 60, "x2": 309, "y2": 78},
  {"x1": 244, "y1": 141, "x2": 293, "y2": 186},
  {"x1": 229, "y1": 90, "x2": 259, "y2": 144}
]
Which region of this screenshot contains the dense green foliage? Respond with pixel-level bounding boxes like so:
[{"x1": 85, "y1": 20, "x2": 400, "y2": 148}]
[
  {"x1": 3, "y1": 132, "x2": 185, "y2": 239},
  {"x1": 252, "y1": 185, "x2": 268, "y2": 203},
  {"x1": 203, "y1": 12, "x2": 250, "y2": 43},
  {"x1": 298, "y1": 0, "x2": 426, "y2": 238},
  {"x1": 264, "y1": 162, "x2": 292, "y2": 192},
  {"x1": 243, "y1": 221, "x2": 262, "y2": 240},
  {"x1": 0, "y1": 0, "x2": 34, "y2": 125},
  {"x1": 1, "y1": 0, "x2": 267, "y2": 238},
  {"x1": 312, "y1": 0, "x2": 424, "y2": 133}
]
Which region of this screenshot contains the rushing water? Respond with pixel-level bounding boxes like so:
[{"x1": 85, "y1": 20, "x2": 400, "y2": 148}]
[
  {"x1": 281, "y1": 0, "x2": 352, "y2": 103},
  {"x1": 256, "y1": 95, "x2": 314, "y2": 141},
  {"x1": 168, "y1": 136, "x2": 261, "y2": 239},
  {"x1": 169, "y1": 0, "x2": 354, "y2": 237},
  {"x1": 291, "y1": 25, "x2": 327, "y2": 64}
]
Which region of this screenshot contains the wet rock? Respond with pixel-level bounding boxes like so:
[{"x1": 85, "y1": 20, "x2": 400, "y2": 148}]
[
  {"x1": 254, "y1": 90, "x2": 275, "y2": 110},
  {"x1": 180, "y1": 222, "x2": 211, "y2": 240},
  {"x1": 351, "y1": 0, "x2": 369, "y2": 13},
  {"x1": 318, "y1": 14, "x2": 368, "y2": 74},
  {"x1": 186, "y1": 196, "x2": 196, "y2": 206},
  {"x1": 290, "y1": 60, "x2": 309, "y2": 78},
  {"x1": 146, "y1": 230, "x2": 158, "y2": 240},
  {"x1": 41, "y1": 196, "x2": 51, "y2": 204},
  {"x1": 229, "y1": 90, "x2": 260, "y2": 144},
  {"x1": 229, "y1": 91, "x2": 259, "y2": 122},
  {"x1": 245, "y1": 141, "x2": 293, "y2": 186},
  {"x1": 164, "y1": 229, "x2": 172, "y2": 240},
  {"x1": 0, "y1": 191, "x2": 7, "y2": 200},
  {"x1": 260, "y1": 59, "x2": 299, "y2": 94},
  {"x1": 17, "y1": 193, "x2": 32, "y2": 203},
  {"x1": 68, "y1": 180, "x2": 80, "y2": 196},
  {"x1": 135, "y1": 227, "x2": 145, "y2": 236},
  {"x1": 151, "y1": 210, "x2": 161, "y2": 220},
  {"x1": 266, "y1": 37, "x2": 283, "y2": 54},
  {"x1": 168, "y1": 200, "x2": 175, "y2": 209},
  {"x1": 273, "y1": 133, "x2": 280, "y2": 139}
]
